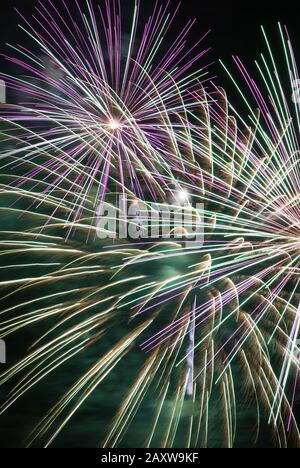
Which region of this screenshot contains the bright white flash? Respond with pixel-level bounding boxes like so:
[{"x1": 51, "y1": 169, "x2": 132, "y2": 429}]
[
  {"x1": 175, "y1": 188, "x2": 190, "y2": 203},
  {"x1": 108, "y1": 118, "x2": 121, "y2": 130}
]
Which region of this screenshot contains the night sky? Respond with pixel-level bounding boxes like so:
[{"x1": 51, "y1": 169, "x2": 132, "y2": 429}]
[
  {"x1": 1, "y1": 1, "x2": 299, "y2": 63},
  {"x1": 1, "y1": 0, "x2": 299, "y2": 103},
  {"x1": 0, "y1": 0, "x2": 299, "y2": 449}
]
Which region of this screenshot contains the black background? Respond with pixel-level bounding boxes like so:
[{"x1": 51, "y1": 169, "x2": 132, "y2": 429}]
[
  {"x1": 1, "y1": 0, "x2": 299, "y2": 66},
  {"x1": 0, "y1": 0, "x2": 299, "y2": 449},
  {"x1": 1, "y1": 0, "x2": 299, "y2": 105}
]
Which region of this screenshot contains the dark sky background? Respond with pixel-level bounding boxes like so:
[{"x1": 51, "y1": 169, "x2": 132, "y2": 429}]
[
  {"x1": 0, "y1": 0, "x2": 299, "y2": 449},
  {"x1": 1, "y1": 0, "x2": 299, "y2": 63},
  {"x1": 0, "y1": 0, "x2": 300, "y2": 121},
  {"x1": 1, "y1": 0, "x2": 299, "y2": 104}
]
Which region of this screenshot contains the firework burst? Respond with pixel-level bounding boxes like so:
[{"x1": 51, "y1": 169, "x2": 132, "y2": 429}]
[
  {"x1": 116, "y1": 25, "x2": 300, "y2": 446},
  {"x1": 1, "y1": 21, "x2": 300, "y2": 448},
  {"x1": 0, "y1": 0, "x2": 211, "y2": 222}
]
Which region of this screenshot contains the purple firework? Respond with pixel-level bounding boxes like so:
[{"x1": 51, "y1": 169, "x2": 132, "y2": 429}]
[{"x1": 0, "y1": 0, "x2": 211, "y2": 221}]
